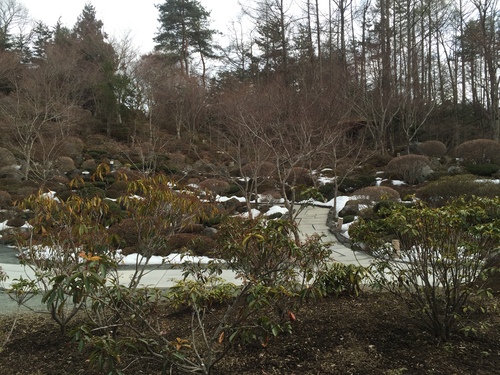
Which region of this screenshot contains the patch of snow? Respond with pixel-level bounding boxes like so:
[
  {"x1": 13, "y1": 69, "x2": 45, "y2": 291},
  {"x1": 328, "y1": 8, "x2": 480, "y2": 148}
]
[
  {"x1": 391, "y1": 180, "x2": 406, "y2": 186},
  {"x1": 265, "y1": 205, "x2": 288, "y2": 216},
  {"x1": 239, "y1": 208, "x2": 261, "y2": 218},
  {"x1": 118, "y1": 252, "x2": 214, "y2": 266},
  {"x1": 216, "y1": 195, "x2": 246, "y2": 203}
]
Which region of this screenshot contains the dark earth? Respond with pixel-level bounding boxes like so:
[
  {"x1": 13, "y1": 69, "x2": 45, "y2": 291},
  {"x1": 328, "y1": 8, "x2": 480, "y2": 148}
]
[{"x1": 1, "y1": 290, "x2": 499, "y2": 375}]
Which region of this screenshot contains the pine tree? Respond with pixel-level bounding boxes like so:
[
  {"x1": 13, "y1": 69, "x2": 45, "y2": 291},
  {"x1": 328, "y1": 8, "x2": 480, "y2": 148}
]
[{"x1": 154, "y1": 0, "x2": 216, "y2": 79}]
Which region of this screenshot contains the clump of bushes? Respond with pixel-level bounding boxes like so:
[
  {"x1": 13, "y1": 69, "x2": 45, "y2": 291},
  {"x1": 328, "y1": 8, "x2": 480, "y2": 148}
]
[
  {"x1": 59, "y1": 136, "x2": 85, "y2": 159},
  {"x1": 76, "y1": 184, "x2": 106, "y2": 199},
  {"x1": 318, "y1": 183, "x2": 335, "y2": 200},
  {"x1": 286, "y1": 167, "x2": 314, "y2": 186},
  {"x1": 199, "y1": 178, "x2": 230, "y2": 195},
  {"x1": 453, "y1": 139, "x2": 500, "y2": 165},
  {"x1": 465, "y1": 163, "x2": 500, "y2": 176},
  {"x1": 338, "y1": 175, "x2": 376, "y2": 193},
  {"x1": 417, "y1": 174, "x2": 500, "y2": 207},
  {"x1": 0, "y1": 190, "x2": 12, "y2": 208},
  {"x1": 0, "y1": 147, "x2": 17, "y2": 169},
  {"x1": 55, "y1": 156, "x2": 76, "y2": 173},
  {"x1": 163, "y1": 233, "x2": 215, "y2": 257},
  {"x1": 385, "y1": 154, "x2": 433, "y2": 184},
  {"x1": 241, "y1": 161, "x2": 276, "y2": 179},
  {"x1": 350, "y1": 196, "x2": 500, "y2": 341},
  {"x1": 353, "y1": 186, "x2": 400, "y2": 202},
  {"x1": 417, "y1": 140, "x2": 447, "y2": 157}
]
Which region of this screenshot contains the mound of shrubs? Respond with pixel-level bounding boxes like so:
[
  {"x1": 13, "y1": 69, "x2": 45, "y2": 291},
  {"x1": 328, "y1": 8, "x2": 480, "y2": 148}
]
[
  {"x1": 353, "y1": 185, "x2": 401, "y2": 202},
  {"x1": 199, "y1": 178, "x2": 231, "y2": 195},
  {"x1": 337, "y1": 175, "x2": 377, "y2": 193},
  {"x1": 465, "y1": 163, "x2": 500, "y2": 176},
  {"x1": 417, "y1": 140, "x2": 447, "y2": 157},
  {"x1": 416, "y1": 174, "x2": 500, "y2": 207},
  {"x1": 453, "y1": 139, "x2": 500, "y2": 165},
  {"x1": 385, "y1": 154, "x2": 433, "y2": 184}
]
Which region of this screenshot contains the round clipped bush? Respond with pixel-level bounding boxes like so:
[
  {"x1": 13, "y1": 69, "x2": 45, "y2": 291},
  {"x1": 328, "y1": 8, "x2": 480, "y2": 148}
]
[
  {"x1": 241, "y1": 161, "x2": 276, "y2": 179},
  {"x1": 453, "y1": 139, "x2": 500, "y2": 165},
  {"x1": 108, "y1": 218, "x2": 139, "y2": 249},
  {"x1": 162, "y1": 233, "x2": 215, "y2": 257},
  {"x1": 417, "y1": 174, "x2": 500, "y2": 207},
  {"x1": 385, "y1": 155, "x2": 433, "y2": 184},
  {"x1": 338, "y1": 175, "x2": 376, "y2": 193},
  {"x1": 80, "y1": 159, "x2": 97, "y2": 172},
  {"x1": 465, "y1": 163, "x2": 500, "y2": 176},
  {"x1": 0, "y1": 190, "x2": 12, "y2": 208},
  {"x1": 286, "y1": 167, "x2": 314, "y2": 186},
  {"x1": 0, "y1": 147, "x2": 16, "y2": 168},
  {"x1": 55, "y1": 156, "x2": 76, "y2": 173},
  {"x1": 353, "y1": 186, "x2": 400, "y2": 202},
  {"x1": 76, "y1": 185, "x2": 106, "y2": 199},
  {"x1": 199, "y1": 178, "x2": 230, "y2": 195},
  {"x1": 59, "y1": 136, "x2": 85, "y2": 159},
  {"x1": 417, "y1": 140, "x2": 447, "y2": 157},
  {"x1": 105, "y1": 189, "x2": 123, "y2": 199}
]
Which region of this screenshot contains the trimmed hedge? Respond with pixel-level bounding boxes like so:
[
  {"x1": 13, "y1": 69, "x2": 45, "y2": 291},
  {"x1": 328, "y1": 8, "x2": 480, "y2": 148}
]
[
  {"x1": 416, "y1": 174, "x2": 500, "y2": 207},
  {"x1": 453, "y1": 139, "x2": 500, "y2": 165},
  {"x1": 386, "y1": 155, "x2": 433, "y2": 184},
  {"x1": 417, "y1": 140, "x2": 447, "y2": 157}
]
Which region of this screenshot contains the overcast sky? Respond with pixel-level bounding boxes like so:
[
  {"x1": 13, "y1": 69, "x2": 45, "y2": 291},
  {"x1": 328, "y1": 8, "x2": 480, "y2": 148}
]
[{"x1": 21, "y1": 0, "x2": 243, "y2": 54}]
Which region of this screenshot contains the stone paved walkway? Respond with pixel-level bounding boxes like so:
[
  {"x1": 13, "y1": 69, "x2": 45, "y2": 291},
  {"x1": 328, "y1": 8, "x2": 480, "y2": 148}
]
[
  {"x1": 296, "y1": 205, "x2": 374, "y2": 267},
  {"x1": 0, "y1": 205, "x2": 373, "y2": 291}
]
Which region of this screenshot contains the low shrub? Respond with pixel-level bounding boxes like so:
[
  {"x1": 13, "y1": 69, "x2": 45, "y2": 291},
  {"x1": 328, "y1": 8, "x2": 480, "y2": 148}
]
[
  {"x1": 226, "y1": 183, "x2": 241, "y2": 195},
  {"x1": 6, "y1": 216, "x2": 25, "y2": 227},
  {"x1": 76, "y1": 185, "x2": 106, "y2": 199},
  {"x1": 353, "y1": 186, "x2": 400, "y2": 202},
  {"x1": 286, "y1": 167, "x2": 314, "y2": 186},
  {"x1": 453, "y1": 139, "x2": 500, "y2": 164},
  {"x1": 0, "y1": 148, "x2": 16, "y2": 168},
  {"x1": 385, "y1": 154, "x2": 433, "y2": 184},
  {"x1": 295, "y1": 186, "x2": 324, "y2": 201},
  {"x1": 363, "y1": 153, "x2": 393, "y2": 169},
  {"x1": 416, "y1": 174, "x2": 500, "y2": 207},
  {"x1": 0, "y1": 178, "x2": 25, "y2": 195},
  {"x1": 109, "y1": 180, "x2": 128, "y2": 192},
  {"x1": 108, "y1": 218, "x2": 139, "y2": 248},
  {"x1": 241, "y1": 161, "x2": 276, "y2": 179},
  {"x1": 341, "y1": 215, "x2": 356, "y2": 224},
  {"x1": 166, "y1": 278, "x2": 238, "y2": 310},
  {"x1": 318, "y1": 183, "x2": 335, "y2": 199},
  {"x1": 417, "y1": 140, "x2": 447, "y2": 157},
  {"x1": 55, "y1": 156, "x2": 76, "y2": 173},
  {"x1": 105, "y1": 188, "x2": 122, "y2": 199},
  {"x1": 465, "y1": 163, "x2": 500, "y2": 176},
  {"x1": 163, "y1": 233, "x2": 215, "y2": 257},
  {"x1": 199, "y1": 178, "x2": 230, "y2": 195},
  {"x1": 350, "y1": 196, "x2": 500, "y2": 341},
  {"x1": 59, "y1": 136, "x2": 84, "y2": 159},
  {"x1": 338, "y1": 175, "x2": 376, "y2": 193},
  {"x1": 317, "y1": 263, "x2": 368, "y2": 297},
  {"x1": 0, "y1": 190, "x2": 12, "y2": 208},
  {"x1": 373, "y1": 200, "x2": 400, "y2": 217}
]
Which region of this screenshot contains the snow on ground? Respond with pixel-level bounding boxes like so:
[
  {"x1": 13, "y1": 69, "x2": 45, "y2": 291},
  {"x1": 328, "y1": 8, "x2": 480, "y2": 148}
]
[{"x1": 117, "y1": 251, "x2": 213, "y2": 266}]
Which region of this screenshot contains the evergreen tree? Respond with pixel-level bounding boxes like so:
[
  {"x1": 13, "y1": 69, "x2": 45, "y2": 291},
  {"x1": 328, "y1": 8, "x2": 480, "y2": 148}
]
[
  {"x1": 72, "y1": 3, "x2": 118, "y2": 135},
  {"x1": 154, "y1": 0, "x2": 216, "y2": 79},
  {"x1": 30, "y1": 21, "x2": 53, "y2": 61}
]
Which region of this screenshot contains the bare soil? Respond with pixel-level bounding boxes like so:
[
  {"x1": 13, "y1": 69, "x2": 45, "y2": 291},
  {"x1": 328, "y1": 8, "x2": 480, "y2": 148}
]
[{"x1": 1, "y1": 291, "x2": 499, "y2": 375}]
